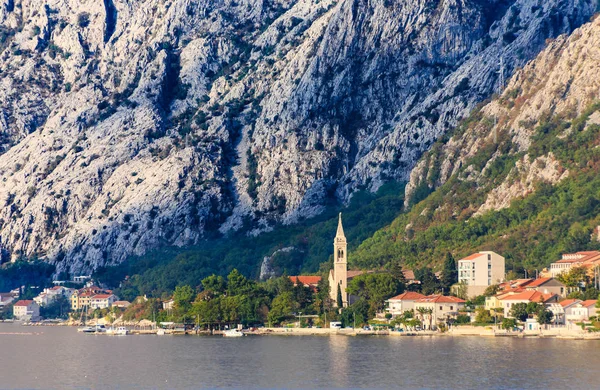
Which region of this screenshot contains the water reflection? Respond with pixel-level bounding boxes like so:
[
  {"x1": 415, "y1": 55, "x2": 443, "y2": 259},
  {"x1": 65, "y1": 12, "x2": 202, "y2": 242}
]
[
  {"x1": 328, "y1": 335, "x2": 350, "y2": 387},
  {"x1": 1, "y1": 324, "x2": 599, "y2": 389}
]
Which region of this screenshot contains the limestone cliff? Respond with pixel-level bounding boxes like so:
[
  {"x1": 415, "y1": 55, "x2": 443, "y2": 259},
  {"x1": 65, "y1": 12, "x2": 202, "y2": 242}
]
[
  {"x1": 0, "y1": 0, "x2": 595, "y2": 274},
  {"x1": 405, "y1": 16, "x2": 600, "y2": 213}
]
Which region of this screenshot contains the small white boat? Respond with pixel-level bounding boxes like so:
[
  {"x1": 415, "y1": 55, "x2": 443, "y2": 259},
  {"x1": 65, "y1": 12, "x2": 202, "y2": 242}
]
[
  {"x1": 107, "y1": 326, "x2": 128, "y2": 335},
  {"x1": 156, "y1": 329, "x2": 166, "y2": 336},
  {"x1": 223, "y1": 329, "x2": 244, "y2": 337},
  {"x1": 94, "y1": 324, "x2": 107, "y2": 333},
  {"x1": 78, "y1": 326, "x2": 95, "y2": 333}
]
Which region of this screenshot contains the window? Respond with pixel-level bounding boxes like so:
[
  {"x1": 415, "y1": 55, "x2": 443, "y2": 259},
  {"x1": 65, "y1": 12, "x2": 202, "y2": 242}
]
[
  {"x1": 440, "y1": 306, "x2": 443, "y2": 310},
  {"x1": 450, "y1": 306, "x2": 453, "y2": 311},
  {"x1": 488, "y1": 254, "x2": 491, "y2": 260}
]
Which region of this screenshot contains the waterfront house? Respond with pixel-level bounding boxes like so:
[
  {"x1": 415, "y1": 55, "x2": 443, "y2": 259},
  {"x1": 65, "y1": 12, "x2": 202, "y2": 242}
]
[
  {"x1": 457, "y1": 251, "x2": 505, "y2": 298},
  {"x1": 567, "y1": 300, "x2": 598, "y2": 323},
  {"x1": 524, "y1": 278, "x2": 567, "y2": 297},
  {"x1": 71, "y1": 286, "x2": 109, "y2": 310},
  {"x1": 0, "y1": 293, "x2": 15, "y2": 308},
  {"x1": 13, "y1": 300, "x2": 40, "y2": 321},
  {"x1": 386, "y1": 292, "x2": 426, "y2": 317},
  {"x1": 34, "y1": 286, "x2": 74, "y2": 307},
  {"x1": 500, "y1": 291, "x2": 559, "y2": 318},
  {"x1": 547, "y1": 299, "x2": 581, "y2": 325},
  {"x1": 90, "y1": 294, "x2": 119, "y2": 310},
  {"x1": 413, "y1": 295, "x2": 466, "y2": 329}
]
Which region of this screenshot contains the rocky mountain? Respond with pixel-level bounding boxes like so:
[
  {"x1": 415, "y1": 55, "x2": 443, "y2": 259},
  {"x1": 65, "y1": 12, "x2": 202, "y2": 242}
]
[
  {"x1": 0, "y1": 0, "x2": 596, "y2": 275},
  {"x1": 353, "y1": 16, "x2": 600, "y2": 271}
]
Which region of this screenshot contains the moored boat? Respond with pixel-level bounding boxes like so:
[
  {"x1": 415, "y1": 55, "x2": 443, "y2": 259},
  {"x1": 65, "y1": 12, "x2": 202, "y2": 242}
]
[{"x1": 223, "y1": 329, "x2": 245, "y2": 337}]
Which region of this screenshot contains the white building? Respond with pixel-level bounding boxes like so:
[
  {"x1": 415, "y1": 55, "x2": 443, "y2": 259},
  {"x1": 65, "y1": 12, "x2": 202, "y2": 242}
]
[
  {"x1": 500, "y1": 291, "x2": 559, "y2": 318},
  {"x1": 386, "y1": 292, "x2": 425, "y2": 317},
  {"x1": 458, "y1": 251, "x2": 505, "y2": 298},
  {"x1": 13, "y1": 300, "x2": 40, "y2": 320},
  {"x1": 548, "y1": 251, "x2": 600, "y2": 277},
  {"x1": 567, "y1": 300, "x2": 598, "y2": 323},
  {"x1": 89, "y1": 294, "x2": 118, "y2": 310},
  {"x1": 34, "y1": 286, "x2": 74, "y2": 307},
  {"x1": 0, "y1": 293, "x2": 15, "y2": 308},
  {"x1": 413, "y1": 295, "x2": 466, "y2": 329}
]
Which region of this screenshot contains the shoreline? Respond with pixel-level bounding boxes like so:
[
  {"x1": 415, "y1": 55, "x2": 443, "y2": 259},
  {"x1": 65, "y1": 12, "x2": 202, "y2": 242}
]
[{"x1": 5, "y1": 322, "x2": 600, "y2": 340}]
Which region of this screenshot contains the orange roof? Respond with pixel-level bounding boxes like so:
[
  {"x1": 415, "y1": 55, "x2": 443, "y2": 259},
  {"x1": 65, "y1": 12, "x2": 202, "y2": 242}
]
[
  {"x1": 416, "y1": 295, "x2": 466, "y2": 303},
  {"x1": 388, "y1": 292, "x2": 426, "y2": 301},
  {"x1": 526, "y1": 278, "x2": 553, "y2": 288},
  {"x1": 559, "y1": 299, "x2": 580, "y2": 308},
  {"x1": 289, "y1": 276, "x2": 322, "y2": 286},
  {"x1": 461, "y1": 253, "x2": 484, "y2": 261},
  {"x1": 580, "y1": 300, "x2": 597, "y2": 308},
  {"x1": 500, "y1": 291, "x2": 555, "y2": 303},
  {"x1": 14, "y1": 300, "x2": 34, "y2": 306}
]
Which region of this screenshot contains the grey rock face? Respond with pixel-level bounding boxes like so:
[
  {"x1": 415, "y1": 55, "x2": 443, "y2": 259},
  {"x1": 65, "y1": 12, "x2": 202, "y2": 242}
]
[{"x1": 0, "y1": 0, "x2": 595, "y2": 274}]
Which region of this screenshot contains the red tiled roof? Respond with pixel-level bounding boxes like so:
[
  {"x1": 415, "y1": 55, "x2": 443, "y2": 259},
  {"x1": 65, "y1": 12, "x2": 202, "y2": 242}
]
[
  {"x1": 580, "y1": 300, "x2": 597, "y2": 308},
  {"x1": 555, "y1": 259, "x2": 581, "y2": 264},
  {"x1": 416, "y1": 295, "x2": 466, "y2": 303},
  {"x1": 461, "y1": 253, "x2": 484, "y2": 261},
  {"x1": 500, "y1": 291, "x2": 555, "y2": 303},
  {"x1": 559, "y1": 299, "x2": 580, "y2": 308},
  {"x1": 526, "y1": 278, "x2": 552, "y2": 288},
  {"x1": 289, "y1": 276, "x2": 322, "y2": 286},
  {"x1": 14, "y1": 300, "x2": 34, "y2": 306},
  {"x1": 388, "y1": 292, "x2": 426, "y2": 301}
]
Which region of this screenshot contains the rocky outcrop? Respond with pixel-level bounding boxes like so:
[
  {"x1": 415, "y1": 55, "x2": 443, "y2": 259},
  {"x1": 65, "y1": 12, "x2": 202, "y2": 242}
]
[
  {"x1": 405, "y1": 16, "x2": 600, "y2": 214},
  {"x1": 0, "y1": 0, "x2": 595, "y2": 274}
]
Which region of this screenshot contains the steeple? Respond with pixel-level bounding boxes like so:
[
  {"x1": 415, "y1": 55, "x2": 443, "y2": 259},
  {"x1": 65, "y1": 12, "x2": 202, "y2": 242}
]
[
  {"x1": 336, "y1": 212, "x2": 346, "y2": 240},
  {"x1": 330, "y1": 212, "x2": 348, "y2": 307}
]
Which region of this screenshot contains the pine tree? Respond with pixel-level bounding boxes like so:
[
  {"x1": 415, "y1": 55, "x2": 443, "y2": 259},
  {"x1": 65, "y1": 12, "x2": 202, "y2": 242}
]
[
  {"x1": 441, "y1": 252, "x2": 457, "y2": 291},
  {"x1": 391, "y1": 261, "x2": 408, "y2": 285}
]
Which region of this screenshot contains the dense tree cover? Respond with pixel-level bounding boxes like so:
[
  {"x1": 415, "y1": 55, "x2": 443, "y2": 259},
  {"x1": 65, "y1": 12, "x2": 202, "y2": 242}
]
[
  {"x1": 94, "y1": 182, "x2": 405, "y2": 299},
  {"x1": 346, "y1": 273, "x2": 403, "y2": 318},
  {"x1": 150, "y1": 269, "x2": 333, "y2": 327},
  {"x1": 0, "y1": 261, "x2": 55, "y2": 292},
  {"x1": 40, "y1": 296, "x2": 71, "y2": 319},
  {"x1": 509, "y1": 302, "x2": 553, "y2": 324},
  {"x1": 350, "y1": 102, "x2": 600, "y2": 274}
]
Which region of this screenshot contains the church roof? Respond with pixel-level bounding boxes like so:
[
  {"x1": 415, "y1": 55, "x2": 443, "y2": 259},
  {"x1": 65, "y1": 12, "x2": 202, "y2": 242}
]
[{"x1": 336, "y1": 213, "x2": 345, "y2": 239}]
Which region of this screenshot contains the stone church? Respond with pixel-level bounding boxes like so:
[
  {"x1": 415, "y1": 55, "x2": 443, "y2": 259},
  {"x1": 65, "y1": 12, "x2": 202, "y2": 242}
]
[{"x1": 328, "y1": 213, "x2": 365, "y2": 307}]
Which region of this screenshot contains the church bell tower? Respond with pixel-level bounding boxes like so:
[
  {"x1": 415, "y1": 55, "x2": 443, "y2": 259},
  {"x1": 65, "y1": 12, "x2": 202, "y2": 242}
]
[{"x1": 332, "y1": 213, "x2": 348, "y2": 307}]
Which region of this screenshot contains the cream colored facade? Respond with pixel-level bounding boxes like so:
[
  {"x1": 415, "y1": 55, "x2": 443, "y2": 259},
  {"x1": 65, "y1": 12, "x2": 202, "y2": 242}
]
[
  {"x1": 328, "y1": 213, "x2": 348, "y2": 307},
  {"x1": 385, "y1": 292, "x2": 425, "y2": 317},
  {"x1": 458, "y1": 251, "x2": 505, "y2": 298}
]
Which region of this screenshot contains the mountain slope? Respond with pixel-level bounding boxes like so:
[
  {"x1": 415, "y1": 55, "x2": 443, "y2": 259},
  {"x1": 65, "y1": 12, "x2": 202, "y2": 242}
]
[
  {"x1": 0, "y1": 0, "x2": 595, "y2": 274},
  {"x1": 352, "y1": 17, "x2": 600, "y2": 273}
]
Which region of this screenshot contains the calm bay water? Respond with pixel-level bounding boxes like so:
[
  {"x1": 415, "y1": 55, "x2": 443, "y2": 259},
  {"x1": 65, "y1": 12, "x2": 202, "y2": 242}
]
[{"x1": 0, "y1": 323, "x2": 598, "y2": 389}]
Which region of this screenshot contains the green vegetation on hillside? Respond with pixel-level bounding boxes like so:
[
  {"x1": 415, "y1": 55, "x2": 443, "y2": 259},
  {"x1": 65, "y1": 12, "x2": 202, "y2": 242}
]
[
  {"x1": 95, "y1": 182, "x2": 405, "y2": 299},
  {"x1": 0, "y1": 261, "x2": 55, "y2": 293},
  {"x1": 351, "y1": 102, "x2": 600, "y2": 274}
]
